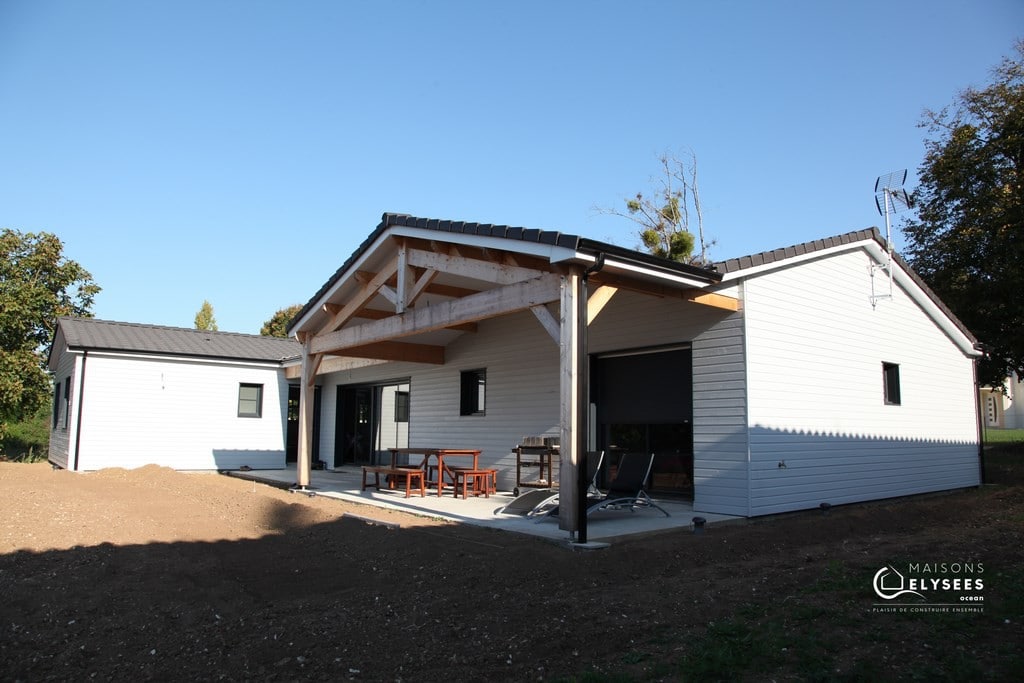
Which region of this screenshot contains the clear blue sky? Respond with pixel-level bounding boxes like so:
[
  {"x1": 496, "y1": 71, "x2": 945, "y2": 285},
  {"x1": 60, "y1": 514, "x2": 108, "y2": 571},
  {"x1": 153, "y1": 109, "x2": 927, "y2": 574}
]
[{"x1": 2, "y1": 1, "x2": 1020, "y2": 334}]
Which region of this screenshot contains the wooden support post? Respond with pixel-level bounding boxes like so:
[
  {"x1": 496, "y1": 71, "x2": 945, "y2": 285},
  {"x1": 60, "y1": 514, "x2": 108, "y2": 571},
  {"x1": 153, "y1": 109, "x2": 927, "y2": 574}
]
[
  {"x1": 558, "y1": 271, "x2": 583, "y2": 533},
  {"x1": 296, "y1": 338, "x2": 321, "y2": 489}
]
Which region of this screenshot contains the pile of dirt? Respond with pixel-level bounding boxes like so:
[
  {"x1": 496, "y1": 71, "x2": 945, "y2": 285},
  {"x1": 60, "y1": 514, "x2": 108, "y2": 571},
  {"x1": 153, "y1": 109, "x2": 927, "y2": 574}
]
[{"x1": 1, "y1": 459, "x2": 1021, "y2": 681}]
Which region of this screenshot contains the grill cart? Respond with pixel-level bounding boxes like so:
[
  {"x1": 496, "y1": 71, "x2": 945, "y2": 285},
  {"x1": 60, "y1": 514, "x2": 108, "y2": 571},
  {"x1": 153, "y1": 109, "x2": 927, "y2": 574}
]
[{"x1": 513, "y1": 436, "x2": 559, "y2": 497}]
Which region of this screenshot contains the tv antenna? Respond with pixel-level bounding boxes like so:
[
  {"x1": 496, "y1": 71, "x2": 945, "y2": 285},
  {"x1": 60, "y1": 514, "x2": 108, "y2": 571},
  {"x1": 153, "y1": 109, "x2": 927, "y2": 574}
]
[{"x1": 870, "y1": 170, "x2": 912, "y2": 307}]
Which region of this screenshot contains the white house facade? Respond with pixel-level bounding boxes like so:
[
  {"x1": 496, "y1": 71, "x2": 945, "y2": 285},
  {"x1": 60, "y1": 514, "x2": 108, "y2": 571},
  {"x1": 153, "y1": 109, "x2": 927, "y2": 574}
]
[
  {"x1": 48, "y1": 319, "x2": 299, "y2": 472},
  {"x1": 48, "y1": 214, "x2": 982, "y2": 530},
  {"x1": 285, "y1": 214, "x2": 984, "y2": 530}
]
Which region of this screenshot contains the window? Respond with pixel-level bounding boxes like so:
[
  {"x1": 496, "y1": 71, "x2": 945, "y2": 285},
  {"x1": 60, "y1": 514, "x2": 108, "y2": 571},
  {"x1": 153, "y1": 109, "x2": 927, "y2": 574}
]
[
  {"x1": 394, "y1": 391, "x2": 410, "y2": 422},
  {"x1": 53, "y1": 381, "x2": 62, "y2": 428},
  {"x1": 238, "y1": 383, "x2": 263, "y2": 418},
  {"x1": 882, "y1": 362, "x2": 901, "y2": 405},
  {"x1": 459, "y1": 369, "x2": 486, "y2": 416},
  {"x1": 63, "y1": 377, "x2": 71, "y2": 428}
]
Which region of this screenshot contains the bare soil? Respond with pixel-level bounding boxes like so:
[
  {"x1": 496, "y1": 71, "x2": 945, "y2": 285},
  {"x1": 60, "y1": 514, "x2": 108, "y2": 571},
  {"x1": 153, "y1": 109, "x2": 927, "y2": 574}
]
[{"x1": 1, "y1": 454, "x2": 1022, "y2": 682}]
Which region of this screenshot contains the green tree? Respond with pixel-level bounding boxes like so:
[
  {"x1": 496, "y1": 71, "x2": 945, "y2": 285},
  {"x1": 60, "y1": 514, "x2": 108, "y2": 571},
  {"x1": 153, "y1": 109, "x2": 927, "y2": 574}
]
[
  {"x1": 194, "y1": 300, "x2": 218, "y2": 331},
  {"x1": 0, "y1": 229, "x2": 99, "y2": 432},
  {"x1": 260, "y1": 304, "x2": 302, "y2": 338},
  {"x1": 902, "y1": 41, "x2": 1024, "y2": 388},
  {"x1": 600, "y1": 150, "x2": 713, "y2": 264}
]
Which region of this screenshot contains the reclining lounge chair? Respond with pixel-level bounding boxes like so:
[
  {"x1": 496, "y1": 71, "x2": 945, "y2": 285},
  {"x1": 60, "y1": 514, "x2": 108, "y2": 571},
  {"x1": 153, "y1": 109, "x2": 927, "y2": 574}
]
[{"x1": 585, "y1": 452, "x2": 670, "y2": 518}]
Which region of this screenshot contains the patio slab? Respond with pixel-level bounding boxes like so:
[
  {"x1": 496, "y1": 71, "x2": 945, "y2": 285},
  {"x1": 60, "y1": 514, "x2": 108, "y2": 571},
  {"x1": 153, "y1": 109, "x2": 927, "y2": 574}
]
[{"x1": 225, "y1": 465, "x2": 743, "y2": 545}]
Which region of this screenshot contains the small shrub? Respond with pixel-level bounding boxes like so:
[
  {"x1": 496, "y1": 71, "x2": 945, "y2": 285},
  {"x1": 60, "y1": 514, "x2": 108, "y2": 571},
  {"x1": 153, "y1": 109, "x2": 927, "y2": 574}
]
[{"x1": 0, "y1": 408, "x2": 50, "y2": 462}]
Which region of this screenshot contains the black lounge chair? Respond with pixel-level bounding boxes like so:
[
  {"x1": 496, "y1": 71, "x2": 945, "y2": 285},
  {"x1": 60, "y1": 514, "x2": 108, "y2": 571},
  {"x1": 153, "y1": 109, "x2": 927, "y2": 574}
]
[
  {"x1": 524, "y1": 450, "x2": 607, "y2": 520},
  {"x1": 586, "y1": 452, "x2": 669, "y2": 518}
]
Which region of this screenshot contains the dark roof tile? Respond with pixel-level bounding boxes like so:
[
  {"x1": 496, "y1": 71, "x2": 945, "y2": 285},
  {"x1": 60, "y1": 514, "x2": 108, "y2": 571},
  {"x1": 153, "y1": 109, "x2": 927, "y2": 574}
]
[{"x1": 55, "y1": 318, "x2": 300, "y2": 362}]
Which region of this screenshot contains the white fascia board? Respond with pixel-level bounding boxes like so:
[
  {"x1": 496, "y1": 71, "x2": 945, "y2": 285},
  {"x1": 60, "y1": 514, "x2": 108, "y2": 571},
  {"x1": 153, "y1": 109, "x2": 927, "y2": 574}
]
[
  {"x1": 567, "y1": 250, "x2": 717, "y2": 289},
  {"x1": 720, "y1": 238, "x2": 979, "y2": 358},
  {"x1": 862, "y1": 242, "x2": 982, "y2": 358},
  {"x1": 76, "y1": 350, "x2": 288, "y2": 369}
]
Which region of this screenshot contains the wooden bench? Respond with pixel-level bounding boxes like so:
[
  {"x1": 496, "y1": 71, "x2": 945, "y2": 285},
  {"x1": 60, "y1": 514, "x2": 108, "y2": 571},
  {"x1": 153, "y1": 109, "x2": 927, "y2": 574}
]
[
  {"x1": 452, "y1": 468, "x2": 498, "y2": 499},
  {"x1": 361, "y1": 466, "x2": 425, "y2": 498}
]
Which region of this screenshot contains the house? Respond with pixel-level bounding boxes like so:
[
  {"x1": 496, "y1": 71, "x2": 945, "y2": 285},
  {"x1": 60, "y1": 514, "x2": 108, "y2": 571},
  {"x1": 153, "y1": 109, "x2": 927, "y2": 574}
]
[
  {"x1": 286, "y1": 213, "x2": 984, "y2": 531},
  {"x1": 47, "y1": 318, "x2": 300, "y2": 471},
  {"x1": 980, "y1": 375, "x2": 1024, "y2": 430}
]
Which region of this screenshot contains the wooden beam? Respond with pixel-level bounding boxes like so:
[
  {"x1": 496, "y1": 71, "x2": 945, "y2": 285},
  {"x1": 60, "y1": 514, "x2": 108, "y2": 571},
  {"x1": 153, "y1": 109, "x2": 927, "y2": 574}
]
[
  {"x1": 558, "y1": 272, "x2": 582, "y2": 533},
  {"x1": 341, "y1": 340, "x2": 445, "y2": 365},
  {"x1": 321, "y1": 255, "x2": 400, "y2": 332},
  {"x1": 531, "y1": 304, "x2": 560, "y2": 343},
  {"x1": 682, "y1": 290, "x2": 741, "y2": 311},
  {"x1": 285, "y1": 355, "x2": 388, "y2": 379},
  {"x1": 311, "y1": 273, "x2": 562, "y2": 356},
  {"x1": 406, "y1": 248, "x2": 548, "y2": 285},
  {"x1": 587, "y1": 285, "x2": 618, "y2": 324},
  {"x1": 349, "y1": 306, "x2": 478, "y2": 332},
  {"x1": 591, "y1": 272, "x2": 739, "y2": 311}
]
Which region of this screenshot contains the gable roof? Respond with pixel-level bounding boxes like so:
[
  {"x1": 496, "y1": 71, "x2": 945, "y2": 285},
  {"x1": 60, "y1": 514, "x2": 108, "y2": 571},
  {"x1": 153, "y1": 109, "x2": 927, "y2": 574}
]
[
  {"x1": 288, "y1": 212, "x2": 723, "y2": 335},
  {"x1": 51, "y1": 317, "x2": 301, "y2": 365},
  {"x1": 714, "y1": 227, "x2": 978, "y2": 347}
]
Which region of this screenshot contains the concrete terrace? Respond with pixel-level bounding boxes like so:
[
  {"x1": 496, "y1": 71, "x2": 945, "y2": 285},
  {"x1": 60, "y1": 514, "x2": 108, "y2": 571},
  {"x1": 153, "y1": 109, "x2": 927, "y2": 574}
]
[{"x1": 225, "y1": 465, "x2": 742, "y2": 547}]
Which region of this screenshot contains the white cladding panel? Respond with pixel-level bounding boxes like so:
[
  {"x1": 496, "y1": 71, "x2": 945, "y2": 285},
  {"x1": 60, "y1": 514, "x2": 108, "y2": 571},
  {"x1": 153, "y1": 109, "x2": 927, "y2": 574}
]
[
  {"x1": 743, "y1": 249, "x2": 980, "y2": 515},
  {"x1": 75, "y1": 354, "x2": 288, "y2": 471},
  {"x1": 317, "y1": 310, "x2": 561, "y2": 491},
  {"x1": 316, "y1": 292, "x2": 746, "y2": 502}
]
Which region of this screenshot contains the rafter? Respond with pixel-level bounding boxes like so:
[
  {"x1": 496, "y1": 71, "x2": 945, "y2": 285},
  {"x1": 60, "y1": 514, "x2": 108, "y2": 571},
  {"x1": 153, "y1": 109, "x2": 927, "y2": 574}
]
[
  {"x1": 311, "y1": 273, "x2": 562, "y2": 356},
  {"x1": 406, "y1": 248, "x2": 548, "y2": 286}
]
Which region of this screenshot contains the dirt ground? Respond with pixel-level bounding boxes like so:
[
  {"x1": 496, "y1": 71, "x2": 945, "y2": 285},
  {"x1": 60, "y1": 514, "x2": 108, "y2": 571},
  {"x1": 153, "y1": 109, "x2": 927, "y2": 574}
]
[{"x1": 1, "y1": 456, "x2": 1022, "y2": 682}]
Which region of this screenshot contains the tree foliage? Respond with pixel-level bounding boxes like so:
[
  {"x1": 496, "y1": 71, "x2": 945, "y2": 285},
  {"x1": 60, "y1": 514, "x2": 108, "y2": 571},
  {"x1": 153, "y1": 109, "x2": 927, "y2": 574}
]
[
  {"x1": 260, "y1": 304, "x2": 302, "y2": 338},
  {"x1": 194, "y1": 300, "x2": 218, "y2": 331},
  {"x1": 902, "y1": 41, "x2": 1024, "y2": 388},
  {"x1": 0, "y1": 229, "x2": 99, "y2": 430},
  {"x1": 602, "y1": 150, "x2": 713, "y2": 264}
]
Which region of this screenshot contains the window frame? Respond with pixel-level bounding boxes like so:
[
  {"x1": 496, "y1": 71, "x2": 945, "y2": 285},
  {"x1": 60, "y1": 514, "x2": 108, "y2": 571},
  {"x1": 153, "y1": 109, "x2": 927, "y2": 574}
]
[
  {"x1": 394, "y1": 390, "x2": 410, "y2": 423},
  {"x1": 459, "y1": 368, "x2": 487, "y2": 416},
  {"x1": 882, "y1": 362, "x2": 901, "y2": 406},
  {"x1": 62, "y1": 377, "x2": 71, "y2": 429},
  {"x1": 238, "y1": 383, "x2": 264, "y2": 418}
]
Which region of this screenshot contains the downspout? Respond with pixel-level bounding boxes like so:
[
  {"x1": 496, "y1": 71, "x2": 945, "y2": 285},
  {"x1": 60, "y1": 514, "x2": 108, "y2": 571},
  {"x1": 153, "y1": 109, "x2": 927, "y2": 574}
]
[
  {"x1": 576, "y1": 253, "x2": 606, "y2": 544},
  {"x1": 72, "y1": 351, "x2": 88, "y2": 472},
  {"x1": 973, "y1": 356, "x2": 986, "y2": 485}
]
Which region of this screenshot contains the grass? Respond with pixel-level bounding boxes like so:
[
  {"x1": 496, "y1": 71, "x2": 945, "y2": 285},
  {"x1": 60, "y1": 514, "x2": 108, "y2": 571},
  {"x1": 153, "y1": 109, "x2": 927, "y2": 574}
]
[{"x1": 983, "y1": 428, "x2": 1024, "y2": 444}]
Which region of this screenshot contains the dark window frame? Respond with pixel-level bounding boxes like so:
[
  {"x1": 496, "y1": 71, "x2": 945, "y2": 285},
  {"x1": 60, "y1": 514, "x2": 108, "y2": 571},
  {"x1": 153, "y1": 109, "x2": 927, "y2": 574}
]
[
  {"x1": 62, "y1": 377, "x2": 71, "y2": 429},
  {"x1": 53, "y1": 381, "x2": 62, "y2": 428},
  {"x1": 238, "y1": 383, "x2": 264, "y2": 418},
  {"x1": 459, "y1": 369, "x2": 486, "y2": 416},
  {"x1": 394, "y1": 390, "x2": 410, "y2": 423},
  {"x1": 882, "y1": 362, "x2": 901, "y2": 405}
]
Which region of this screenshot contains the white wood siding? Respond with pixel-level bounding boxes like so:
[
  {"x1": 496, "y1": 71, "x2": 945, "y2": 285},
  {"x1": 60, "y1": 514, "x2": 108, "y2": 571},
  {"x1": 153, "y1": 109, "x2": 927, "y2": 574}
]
[
  {"x1": 317, "y1": 292, "x2": 746, "y2": 500},
  {"x1": 691, "y1": 312, "x2": 749, "y2": 516},
  {"x1": 742, "y1": 248, "x2": 980, "y2": 515},
  {"x1": 75, "y1": 353, "x2": 288, "y2": 471},
  {"x1": 317, "y1": 310, "x2": 561, "y2": 490},
  {"x1": 588, "y1": 290, "x2": 749, "y2": 515}
]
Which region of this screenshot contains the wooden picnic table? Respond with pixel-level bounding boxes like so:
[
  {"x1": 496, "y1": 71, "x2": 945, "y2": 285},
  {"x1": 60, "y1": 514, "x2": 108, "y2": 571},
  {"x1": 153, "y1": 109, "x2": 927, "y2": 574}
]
[{"x1": 388, "y1": 447, "x2": 481, "y2": 497}]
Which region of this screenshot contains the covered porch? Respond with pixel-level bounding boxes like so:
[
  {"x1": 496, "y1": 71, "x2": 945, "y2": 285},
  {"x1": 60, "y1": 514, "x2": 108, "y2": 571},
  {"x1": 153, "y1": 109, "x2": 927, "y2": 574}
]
[
  {"x1": 286, "y1": 214, "x2": 741, "y2": 538},
  {"x1": 226, "y1": 464, "x2": 742, "y2": 545}
]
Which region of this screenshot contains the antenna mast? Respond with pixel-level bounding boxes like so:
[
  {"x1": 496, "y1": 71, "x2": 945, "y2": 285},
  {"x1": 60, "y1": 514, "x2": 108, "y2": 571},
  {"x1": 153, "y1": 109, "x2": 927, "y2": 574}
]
[{"x1": 871, "y1": 170, "x2": 912, "y2": 307}]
